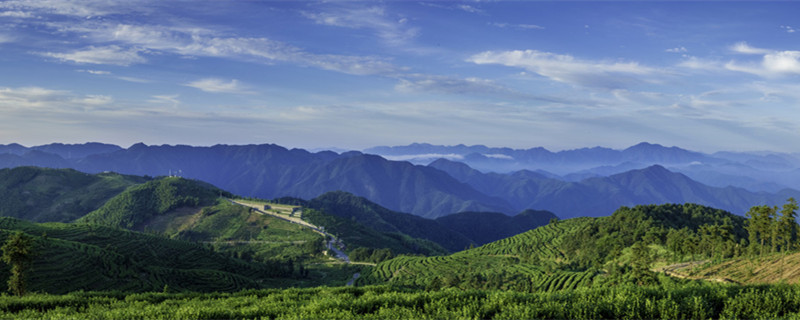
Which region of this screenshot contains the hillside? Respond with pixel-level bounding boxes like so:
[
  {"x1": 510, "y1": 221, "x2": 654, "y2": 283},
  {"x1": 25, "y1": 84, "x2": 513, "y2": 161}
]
[
  {"x1": 306, "y1": 191, "x2": 474, "y2": 252},
  {"x1": 76, "y1": 178, "x2": 449, "y2": 259},
  {"x1": 305, "y1": 191, "x2": 556, "y2": 252},
  {"x1": 0, "y1": 167, "x2": 147, "y2": 222},
  {"x1": 362, "y1": 203, "x2": 749, "y2": 290},
  {"x1": 78, "y1": 177, "x2": 227, "y2": 229},
  {"x1": 0, "y1": 217, "x2": 311, "y2": 293}
]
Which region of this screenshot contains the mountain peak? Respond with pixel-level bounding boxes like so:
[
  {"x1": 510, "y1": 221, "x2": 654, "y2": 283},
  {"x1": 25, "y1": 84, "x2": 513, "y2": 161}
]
[{"x1": 624, "y1": 142, "x2": 665, "y2": 151}]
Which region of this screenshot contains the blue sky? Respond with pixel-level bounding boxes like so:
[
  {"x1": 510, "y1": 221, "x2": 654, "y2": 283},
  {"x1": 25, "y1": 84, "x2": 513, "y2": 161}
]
[{"x1": 1, "y1": 1, "x2": 799, "y2": 152}]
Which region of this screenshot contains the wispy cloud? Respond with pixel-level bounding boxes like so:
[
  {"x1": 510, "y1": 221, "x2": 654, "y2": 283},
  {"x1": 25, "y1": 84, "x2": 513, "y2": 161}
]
[
  {"x1": 456, "y1": 5, "x2": 483, "y2": 14},
  {"x1": 0, "y1": 0, "x2": 141, "y2": 18},
  {"x1": 0, "y1": 86, "x2": 113, "y2": 110},
  {"x1": 395, "y1": 75, "x2": 513, "y2": 96},
  {"x1": 0, "y1": 10, "x2": 34, "y2": 18},
  {"x1": 148, "y1": 94, "x2": 180, "y2": 107},
  {"x1": 40, "y1": 45, "x2": 147, "y2": 66},
  {"x1": 730, "y1": 42, "x2": 770, "y2": 55},
  {"x1": 781, "y1": 25, "x2": 796, "y2": 33},
  {"x1": 302, "y1": 5, "x2": 418, "y2": 47},
  {"x1": 185, "y1": 78, "x2": 253, "y2": 94},
  {"x1": 77, "y1": 69, "x2": 111, "y2": 75},
  {"x1": 45, "y1": 22, "x2": 399, "y2": 75},
  {"x1": 0, "y1": 34, "x2": 14, "y2": 44},
  {"x1": 665, "y1": 47, "x2": 687, "y2": 53},
  {"x1": 490, "y1": 22, "x2": 545, "y2": 30},
  {"x1": 469, "y1": 49, "x2": 659, "y2": 89},
  {"x1": 725, "y1": 42, "x2": 800, "y2": 77}
]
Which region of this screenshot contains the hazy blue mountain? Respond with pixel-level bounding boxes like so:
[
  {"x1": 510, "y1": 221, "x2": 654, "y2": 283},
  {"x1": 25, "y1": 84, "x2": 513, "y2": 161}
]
[
  {"x1": 0, "y1": 143, "x2": 27, "y2": 155},
  {"x1": 430, "y1": 159, "x2": 800, "y2": 219},
  {"x1": 68, "y1": 144, "x2": 512, "y2": 218},
  {"x1": 367, "y1": 142, "x2": 717, "y2": 174},
  {"x1": 370, "y1": 142, "x2": 800, "y2": 193},
  {"x1": 32, "y1": 142, "x2": 123, "y2": 159}
]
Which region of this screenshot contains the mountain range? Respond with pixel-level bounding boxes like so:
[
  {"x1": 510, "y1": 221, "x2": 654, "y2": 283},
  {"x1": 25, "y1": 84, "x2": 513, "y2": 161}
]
[
  {"x1": 367, "y1": 142, "x2": 800, "y2": 193},
  {"x1": 1, "y1": 142, "x2": 798, "y2": 219}
]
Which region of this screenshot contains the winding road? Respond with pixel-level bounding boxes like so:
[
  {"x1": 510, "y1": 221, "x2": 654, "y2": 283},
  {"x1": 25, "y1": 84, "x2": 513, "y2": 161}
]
[{"x1": 227, "y1": 198, "x2": 351, "y2": 263}]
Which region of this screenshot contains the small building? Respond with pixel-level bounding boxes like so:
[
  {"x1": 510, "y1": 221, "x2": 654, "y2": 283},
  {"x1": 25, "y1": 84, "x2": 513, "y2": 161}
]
[{"x1": 263, "y1": 204, "x2": 272, "y2": 210}]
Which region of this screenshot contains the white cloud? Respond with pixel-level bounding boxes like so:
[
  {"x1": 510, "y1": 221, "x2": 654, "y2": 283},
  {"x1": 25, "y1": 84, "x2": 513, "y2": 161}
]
[
  {"x1": 148, "y1": 94, "x2": 180, "y2": 107},
  {"x1": 781, "y1": 25, "x2": 796, "y2": 33},
  {"x1": 730, "y1": 42, "x2": 770, "y2": 55},
  {"x1": 41, "y1": 45, "x2": 147, "y2": 66},
  {"x1": 49, "y1": 23, "x2": 399, "y2": 75},
  {"x1": 456, "y1": 5, "x2": 483, "y2": 14},
  {"x1": 665, "y1": 47, "x2": 687, "y2": 53},
  {"x1": 395, "y1": 75, "x2": 509, "y2": 95},
  {"x1": 469, "y1": 49, "x2": 659, "y2": 89},
  {"x1": 78, "y1": 94, "x2": 113, "y2": 105},
  {"x1": 0, "y1": 10, "x2": 34, "y2": 18},
  {"x1": 0, "y1": 34, "x2": 13, "y2": 44},
  {"x1": 490, "y1": 22, "x2": 545, "y2": 30},
  {"x1": 0, "y1": 86, "x2": 112, "y2": 110},
  {"x1": 303, "y1": 5, "x2": 418, "y2": 47},
  {"x1": 677, "y1": 56, "x2": 724, "y2": 72},
  {"x1": 185, "y1": 78, "x2": 253, "y2": 94},
  {"x1": 0, "y1": 0, "x2": 140, "y2": 18},
  {"x1": 725, "y1": 43, "x2": 800, "y2": 77},
  {"x1": 77, "y1": 69, "x2": 111, "y2": 75}
]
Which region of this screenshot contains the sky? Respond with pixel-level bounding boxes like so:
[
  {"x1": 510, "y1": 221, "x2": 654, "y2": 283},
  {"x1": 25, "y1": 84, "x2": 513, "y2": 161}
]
[{"x1": 1, "y1": 1, "x2": 799, "y2": 153}]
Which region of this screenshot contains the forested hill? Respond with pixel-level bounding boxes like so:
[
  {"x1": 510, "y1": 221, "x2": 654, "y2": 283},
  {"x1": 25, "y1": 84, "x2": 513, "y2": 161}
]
[
  {"x1": 0, "y1": 167, "x2": 147, "y2": 222},
  {"x1": 304, "y1": 191, "x2": 555, "y2": 251},
  {"x1": 78, "y1": 177, "x2": 227, "y2": 229},
  {"x1": 363, "y1": 203, "x2": 753, "y2": 290}
]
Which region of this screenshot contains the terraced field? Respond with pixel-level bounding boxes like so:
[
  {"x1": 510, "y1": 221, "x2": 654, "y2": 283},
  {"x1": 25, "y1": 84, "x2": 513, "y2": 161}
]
[
  {"x1": 361, "y1": 218, "x2": 601, "y2": 291},
  {"x1": 0, "y1": 217, "x2": 294, "y2": 293}
]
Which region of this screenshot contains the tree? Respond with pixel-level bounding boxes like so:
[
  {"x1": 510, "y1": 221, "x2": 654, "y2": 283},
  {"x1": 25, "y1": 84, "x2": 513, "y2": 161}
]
[
  {"x1": 745, "y1": 205, "x2": 775, "y2": 257},
  {"x1": 629, "y1": 241, "x2": 655, "y2": 285},
  {"x1": 1, "y1": 232, "x2": 36, "y2": 296},
  {"x1": 776, "y1": 198, "x2": 799, "y2": 252}
]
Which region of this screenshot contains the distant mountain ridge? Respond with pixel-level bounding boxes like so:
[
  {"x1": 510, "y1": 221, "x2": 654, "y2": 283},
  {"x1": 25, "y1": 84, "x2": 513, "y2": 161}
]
[
  {"x1": 1, "y1": 142, "x2": 799, "y2": 219},
  {"x1": 367, "y1": 142, "x2": 800, "y2": 193},
  {"x1": 0, "y1": 143, "x2": 512, "y2": 218},
  {"x1": 430, "y1": 159, "x2": 800, "y2": 218}
]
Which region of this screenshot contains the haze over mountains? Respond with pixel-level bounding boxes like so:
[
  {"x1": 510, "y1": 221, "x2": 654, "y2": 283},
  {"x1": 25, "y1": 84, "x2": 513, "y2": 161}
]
[{"x1": 1, "y1": 142, "x2": 798, "y2": 220}]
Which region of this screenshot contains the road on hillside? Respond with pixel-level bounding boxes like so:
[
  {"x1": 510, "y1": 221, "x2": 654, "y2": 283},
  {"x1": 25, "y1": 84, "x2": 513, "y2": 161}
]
[{"x1": 227, "y1": 199, "x2": 350, "y2": 263}]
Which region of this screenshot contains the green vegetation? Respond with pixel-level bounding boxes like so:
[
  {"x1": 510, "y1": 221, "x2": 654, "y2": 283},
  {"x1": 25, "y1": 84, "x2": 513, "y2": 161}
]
[
  {"x1": 5, "y1": 167, "x2": 800, "y2": 318},
  {"x1": 302, "y1": 208, "x2": 448, "y2": 257},
  {"x1": 362, "y1": 203, "x2": 763, "y2": 291},
  {"x1": 0, "y1": 217, "x2": 320, "y2": 294},
  {"x1": 0, "y1": 167, "x2": 146, "y2": 222},
  {"x1": 78, "y1": 177, "x2": 227, "y2": 229},
  {"x1": 1, "y1": 231, "x2": 35, "y2": 296},
  {"x1": 158, "y1": 200, "x2": 325, "y2": 263},
  {"x1": 4, "y1": 284, "x2": 800, "y2": 319}
]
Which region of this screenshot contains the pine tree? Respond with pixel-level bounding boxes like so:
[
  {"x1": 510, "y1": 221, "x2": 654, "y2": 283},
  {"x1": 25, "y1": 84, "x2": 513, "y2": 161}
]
[{"x1": 1, "y1": 232, "x2": 36, "y2": 296}]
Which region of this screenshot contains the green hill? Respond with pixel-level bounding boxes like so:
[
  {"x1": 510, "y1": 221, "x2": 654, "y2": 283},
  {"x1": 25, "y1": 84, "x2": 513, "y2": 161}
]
[
  {"x1": 306, "y1": 191, "x2": 473, "y2": 252},
  {"x1": 0, "y1": 167, "x2": 146, "y2": 222},
  {"x1": 78, "y1": 177, "x2": 227, "y2": 229},
  {"x1": 0, "y1": 217, "x2": 309, "y2": 294},
  {"x1": 362, "y1": 203, "x2": 749, "y2": 290}
]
